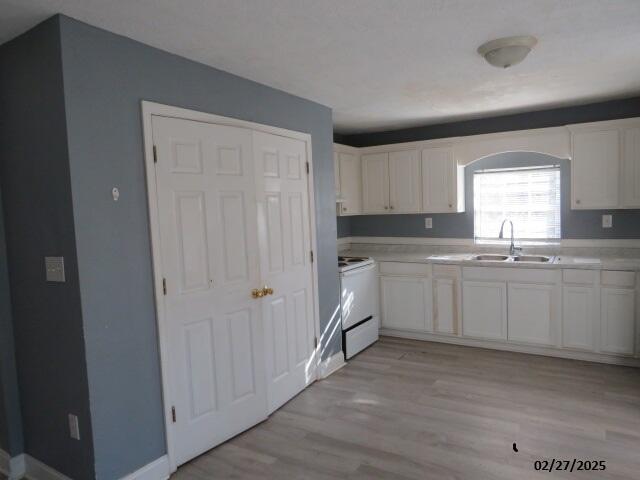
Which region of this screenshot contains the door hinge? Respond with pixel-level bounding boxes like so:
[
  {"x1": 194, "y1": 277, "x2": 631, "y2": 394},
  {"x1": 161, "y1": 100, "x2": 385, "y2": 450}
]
[
  {"x1": 314, "y1": 337, "x2": 318, "y2": 349},
  {"x1": 153, "y1": 145, "x2": 158, "y2": 163},
  {"x1": 162, "y1": 278, "x2": 167, "y2": 295},
  {"x1": 310, "y1": 250, "x2": 314, "y2": 263},
  {"x1": 171, "y1": 406, "x2": 176, "y2": 423},
  {"x1": 306, "y1": 162, "x2": 310, "y2": 175}
]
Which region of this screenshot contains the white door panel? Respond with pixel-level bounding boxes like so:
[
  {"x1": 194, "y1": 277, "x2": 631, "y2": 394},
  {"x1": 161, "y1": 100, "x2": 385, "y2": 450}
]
[
  {"x1": 389, "y1": 150, "x2": 421, "y2": 213},
  {"x1": 508, "y1": 283, "x2": 555, "y2": 346},
  {"x1": 254, "y1": 131, "x2": 316, "y2": 414},
  {"x1": 362, "y1": 153, "x2": 389, "y2": 213},
  {"x1": 462, "y1": 281, "x2": 507, "y2": 340},
  {"x1": 153, "y1": 116, "x2": 267, "y2": 467}
]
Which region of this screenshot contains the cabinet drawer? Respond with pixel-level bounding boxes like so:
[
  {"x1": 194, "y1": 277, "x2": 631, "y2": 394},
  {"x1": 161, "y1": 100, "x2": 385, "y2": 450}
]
[
  {"x1": 379, "y1": 262, "x2": 430, "y2": 276},
  {"x1": 601, "y1": 270, "x2": 636, "y2": 288},
  {"x1": 563, "y1": 269, "x2": 597, "y2": 285},
  {"x1": 463, "y1": 266, "x2": 557, "y2": 284}
]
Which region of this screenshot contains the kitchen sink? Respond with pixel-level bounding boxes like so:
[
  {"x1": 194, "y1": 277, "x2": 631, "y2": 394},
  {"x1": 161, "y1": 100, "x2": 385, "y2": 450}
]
[
  {"x1": 472, "y1": 254, "x2": 510, "y2": 261},
  {"x1": 513, "y1": 255, "x2": 552, "y2": 263}
]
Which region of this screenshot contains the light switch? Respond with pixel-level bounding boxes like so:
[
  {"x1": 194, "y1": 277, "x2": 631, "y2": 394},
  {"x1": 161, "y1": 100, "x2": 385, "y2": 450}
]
[
  {"x1": 424, "y1": 218, "x2": 433, "y2": 229},
  {"x1": 45, "y1": 257, "x2": 66, "y2": 282},
  {"x1": 68, "y1": 414, "x2": 80, "y2": 440},
  {"x1": 602, "y1": 214, "x2": 613, "y2": 229}
]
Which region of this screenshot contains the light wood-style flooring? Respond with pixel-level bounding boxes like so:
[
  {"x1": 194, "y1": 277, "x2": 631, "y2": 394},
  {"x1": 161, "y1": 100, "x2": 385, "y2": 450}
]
[{"x1": 174, "y1": 336, "x2": 640, "y2": 479}]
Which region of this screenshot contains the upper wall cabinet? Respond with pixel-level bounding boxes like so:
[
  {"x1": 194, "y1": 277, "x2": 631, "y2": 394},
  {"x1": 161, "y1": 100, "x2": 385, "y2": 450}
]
[
  {"x1": 569, "y1": 118, "x2": 640, "y2": 210},
  {"x1": 334, "y1": 144, "x2": 362, "y2": 215},
  {"x1": 570, "y1": 126, "x2": 620, "y2": 209},
  {"x1": 622, "y1": 127, "x2": 640, "y2": 208},
  {"x1": 362, "y1": 150, "x2": 421, "y2": 213},
  {"x1": 421, "y1": 144, "x2": 465, "y2": 213}
]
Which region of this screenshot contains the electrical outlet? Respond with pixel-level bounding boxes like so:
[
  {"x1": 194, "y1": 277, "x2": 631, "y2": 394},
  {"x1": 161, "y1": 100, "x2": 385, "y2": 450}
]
[
  {"x1": 424, "y1": 218, "x2": 433, "y2": 229},
  {"x1": 602, "y1": 214, "x2": 613, "y2": 228},
  {"x1": 68, "y1": 414, "x2": 80, "y2": 440}
]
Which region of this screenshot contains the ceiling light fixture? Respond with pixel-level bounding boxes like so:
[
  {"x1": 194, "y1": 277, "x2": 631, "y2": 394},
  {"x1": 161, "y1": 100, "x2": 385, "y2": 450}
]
[{"x1": 477, "y1": 35, "x2": 537, "y2": 69}]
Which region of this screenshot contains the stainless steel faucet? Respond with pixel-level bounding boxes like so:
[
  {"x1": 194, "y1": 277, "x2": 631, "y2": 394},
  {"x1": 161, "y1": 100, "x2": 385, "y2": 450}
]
[{"x1": 498, "y1": 219, "x2": 521, "y2": 256}]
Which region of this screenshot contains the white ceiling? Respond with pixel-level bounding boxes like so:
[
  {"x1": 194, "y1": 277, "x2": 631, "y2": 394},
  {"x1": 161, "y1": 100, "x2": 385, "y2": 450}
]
[{"x1": 2, "y1": 0, "x2": 640, "y2": 134}]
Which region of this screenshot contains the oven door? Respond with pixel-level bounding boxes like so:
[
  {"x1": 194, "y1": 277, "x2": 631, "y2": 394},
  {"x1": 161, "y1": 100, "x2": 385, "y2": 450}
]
[{"x1": 340, "y1": 263, "x2": 379, "y2": 331}]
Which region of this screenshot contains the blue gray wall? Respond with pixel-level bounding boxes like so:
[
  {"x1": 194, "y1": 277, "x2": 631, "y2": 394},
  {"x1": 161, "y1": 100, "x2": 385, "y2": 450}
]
[
  {"x1": 56, "y1": 15, "x2": 339, "y2": 480},
  {"x1": 340, "y1": 152, "x2": 640, "y2": 239},
  {"x1": 0, "y1": 181, "x2": 24, "y2": 458},
  {"x1": 336, "y1": 96, "x2": 640, "y2": 147},
  {"x1": 0, "y1": 17, "x2": 95, "y2": 478}
]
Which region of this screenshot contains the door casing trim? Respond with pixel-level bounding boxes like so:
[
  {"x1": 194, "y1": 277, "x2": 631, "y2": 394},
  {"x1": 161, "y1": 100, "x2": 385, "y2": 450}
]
[{"x1": 140, "y1": 101, "x2": 322, "y2": 473}]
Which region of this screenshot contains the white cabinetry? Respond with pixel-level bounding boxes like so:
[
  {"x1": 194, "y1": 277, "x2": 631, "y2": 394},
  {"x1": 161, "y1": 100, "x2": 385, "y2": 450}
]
[
  {"x1": 362, "y1": 150, "x2": 421, "y2": 213},
  {"x1": 622, "y1": 127, "x2": 640, "y2": 208},
  {"x1": 379, "y1": 262, "x2": 433, "y2": 332},
  {"x1": 362, "y1": 153, "x2": 390, "y2": 213},
  {"x1": 600, "y1": 271, "x2": 636, "y2": 356},
  {"x1": 562, "y1": 269, "x2": 598, "y2": 351},
  {"x1": 570, "y1": 127, "x2": 620, "y2": 209},
  {"x1": 421, "y1": 145, "x2": 464, "y2": 213},
  {"x1": 389, "y1": 150, "x2": 421, "y2": 213},
  {"x1": 433, "y1": 265, "x2": 461, "y2": 335},
  {"x1": 508, "y1": 283, "x2": 556, "y2": 346},
  {"x1": 334, "y1": 144, "x2": 362, "y2": 215},
  {"x1": 462, "y1": 280, "x2": 507, "y2": 340}
]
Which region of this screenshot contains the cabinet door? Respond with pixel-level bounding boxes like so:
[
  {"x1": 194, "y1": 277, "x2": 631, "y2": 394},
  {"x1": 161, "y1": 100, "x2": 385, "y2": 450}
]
[
  {"x1": 389, "y1": 150, "x2": 421, "y2": 213},
  {"x1": 622, "y1": 127, "x2": 640, "y2": 208},
  {"x1": 434, "y1": 277, "x2": 458, "y2": 334},
  {"x1": 338, "y1": 152, "x2": 362, "y2": 215},
  {"x1": 381, "y1": 276, "x2": 432, "y2": 331},
  {"x1": 362, "y1": 153, "x2": 389, "y2": 213},
  {"x1": 462, "y1": 281, "x2": 507, "y2": 340},
  {"x1": 600, "y1": 287, "x2": 635, "y2": 355},
  {"x1": 571, "y1": 129, "x2": 620, "y2": 209},
  {"x1": 562, "y1": 286, "x2": 596, "y2": 351},
  {"x1": 508, "y1": 283, "x2": 555, "y2": 346},
  {"x1": 422, "y1": 146, "x2": 456, "y2": 213}
]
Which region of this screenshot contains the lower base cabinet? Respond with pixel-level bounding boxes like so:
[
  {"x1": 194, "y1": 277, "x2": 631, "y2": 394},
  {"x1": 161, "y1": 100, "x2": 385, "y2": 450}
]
[
  {"x1": 462, "y1": 280, "x2": 507, "y2": 340},
  {"x1": 600, "y1": 287, "x2": 635, "y2": 355},
  {"x1": 433, "y1": 277, "x2": 457, "y2": 334},
  {"x1": 381, "y1": 276, "x2": 433, "y2": 331},
  {"x1": 508, "y1": 283, "x2": 556, "y2": 346},
  {"x1": 562, "y1": 285, "x2": 596, "y2": 351}
]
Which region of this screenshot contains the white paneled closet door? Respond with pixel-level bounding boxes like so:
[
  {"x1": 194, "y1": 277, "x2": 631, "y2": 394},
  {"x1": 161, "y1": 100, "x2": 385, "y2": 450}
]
[
  {"x1": 152, "y1": 116, "x2": 268, "y2": 467},
  {"x1": 254, "y1": 131, "x2": 317, "y2": 414}
]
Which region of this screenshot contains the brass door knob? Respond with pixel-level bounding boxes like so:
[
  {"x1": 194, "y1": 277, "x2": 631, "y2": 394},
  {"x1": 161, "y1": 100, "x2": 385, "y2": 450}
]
[
  {"x1": 251, "y1": 288, "x2": 265, "y2": 299},
  {"x1": 251, "y1": 285, "x2": 274, "y2": 299}
]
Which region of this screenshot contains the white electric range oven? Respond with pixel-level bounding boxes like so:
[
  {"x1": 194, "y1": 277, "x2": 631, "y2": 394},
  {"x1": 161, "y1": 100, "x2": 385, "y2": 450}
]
[{"x1": 339, "y1": 256, "x2": 379, "y2": 359}]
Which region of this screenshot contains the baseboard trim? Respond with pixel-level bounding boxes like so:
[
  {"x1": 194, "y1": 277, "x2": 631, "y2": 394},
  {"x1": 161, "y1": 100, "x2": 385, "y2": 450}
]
[
  {"x1": 318, "y1": 351, "x2": 346, "y2": 379},
  {"x1": 119, "y1": 456, "x2": 170, "y2": 480},
  {"x1": 22, "y1": 455, "x2": 70, "y2": 480},
  {"x1": 380, "y1": 329, "x2": 640, "y2": 367},
  {"x1": 0, "y1": 450, "x2": 27, "y2": 480}
]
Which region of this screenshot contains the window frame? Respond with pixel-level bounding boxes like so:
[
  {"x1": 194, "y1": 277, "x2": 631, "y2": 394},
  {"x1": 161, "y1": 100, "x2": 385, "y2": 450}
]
[{"x1": 473, "y1": 164, "x2": 562, "y2": 246}]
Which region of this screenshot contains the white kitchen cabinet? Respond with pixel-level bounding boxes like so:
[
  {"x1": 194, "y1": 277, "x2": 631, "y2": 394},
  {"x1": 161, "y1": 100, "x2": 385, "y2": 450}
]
[
  {"x1": 433, "y1": 277, "x2": 457, "y2": 334},
  {"x1": 333, "y1": 151, "x2": 341, "y2": 197},
  {"x1": 421, "y1": 145, "x2": 464, "y2": 213},
  {"x1": 389, "y1": 150, "x2": 421, "y2": 213},
  {"x1": 361, "y1": 152, "x2": 390, "y2": 213},
  {"x1": 433, "y1": 265, "x2": 461, "y2": 335},
  {"x1": 622, "y1": 127, "x2": 640, "y2": 208},
  {"x1": 600, "y1": 287, "x2": 635, "y2": 355},
  {"x1": 562, "y1": 285, "x2": 596, "y2": 351},
  {"x1": 570, "y1": 127, "x2": 620, "y2": 209},
  {"x1": 508, "y1": 283, "x2": 555, "y2": 346},
  {"x1": 462, "y1": 280, "x2": 507, "y2": 340},
  {"x1": 336, "y1": 151, "x2": 362, "y2": 215},
  {"x1": 381, "y1": 275, "x2": 432, "y2": 331}
]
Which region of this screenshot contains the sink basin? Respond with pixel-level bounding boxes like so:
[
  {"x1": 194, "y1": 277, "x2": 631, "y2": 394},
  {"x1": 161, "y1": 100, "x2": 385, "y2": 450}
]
[
  {"x1": 473, "y1": 254, "x2": 510, "y2": 261},
  {"x1": 513, "y1": 255, "x2": 551, "y2": 263}
]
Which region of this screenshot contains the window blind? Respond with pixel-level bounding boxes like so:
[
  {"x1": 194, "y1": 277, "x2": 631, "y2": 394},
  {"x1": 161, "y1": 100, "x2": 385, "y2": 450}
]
[{"x1": 474, "y1": 165, "x2": 561, "y2": 241}]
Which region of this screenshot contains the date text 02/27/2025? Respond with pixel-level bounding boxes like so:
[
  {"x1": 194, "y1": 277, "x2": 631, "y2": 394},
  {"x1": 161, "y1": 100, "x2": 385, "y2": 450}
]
[{"x1": 534, "y1": 459, "x2": 606, "y2": 472}]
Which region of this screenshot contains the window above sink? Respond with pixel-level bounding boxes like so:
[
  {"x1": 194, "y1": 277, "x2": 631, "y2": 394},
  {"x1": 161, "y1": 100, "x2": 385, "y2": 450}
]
[{"x1": 474, "y1": 165, "x2": 561, "y2": 245}]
